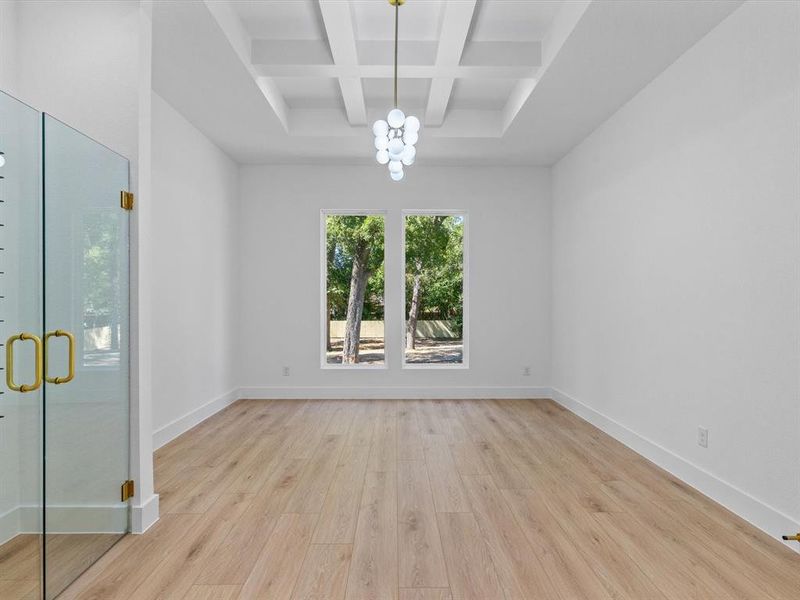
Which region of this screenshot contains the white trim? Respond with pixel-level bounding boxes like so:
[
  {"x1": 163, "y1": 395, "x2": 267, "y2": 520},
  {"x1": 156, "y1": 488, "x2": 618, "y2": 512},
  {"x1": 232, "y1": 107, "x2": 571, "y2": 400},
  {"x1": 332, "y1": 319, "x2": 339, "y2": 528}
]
[
  {"x1": 2, "y1": 504, "x2": 130, "y2": 543},
  {"x1": 131, "y1": 492, "x2": 159, "y2": 534},
  {"x1": 550, "y1": 387, "x2": 800, "y2": 553},
  {"x1": 238, "y1": 386, "x2": 548, "y2": 400},
  {"x1": 401, "y1": 210, "x2": 469, "y2": 369},
  {"x1": 152, "y1": 387, "x2": 240, "y2": 449},
  {"x1": 0, "y1": 506, "x2": 22, "y2": 546},
  {"x1": 320, "y1": 209, "x2": 389, "y2": 369}
]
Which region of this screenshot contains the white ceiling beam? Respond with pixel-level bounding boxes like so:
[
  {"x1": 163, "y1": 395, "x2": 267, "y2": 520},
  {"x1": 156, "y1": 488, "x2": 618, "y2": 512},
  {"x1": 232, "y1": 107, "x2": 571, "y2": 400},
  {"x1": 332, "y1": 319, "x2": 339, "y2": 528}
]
[
  {"x1": 251, "y1": 39, "x2": 542, "y2": 69},
  {"x1": 253, "y1": 64, "x2": 537, "y2": 80},
  {"x1": 425, "y1": 0, "x2": 478, "y2": 127},
  {"x1": 202, "y1": 0, "x2": 289, "y2": 131},
  {"x1": 318, "y1": 0, "x2": 367, "y2": 126}
]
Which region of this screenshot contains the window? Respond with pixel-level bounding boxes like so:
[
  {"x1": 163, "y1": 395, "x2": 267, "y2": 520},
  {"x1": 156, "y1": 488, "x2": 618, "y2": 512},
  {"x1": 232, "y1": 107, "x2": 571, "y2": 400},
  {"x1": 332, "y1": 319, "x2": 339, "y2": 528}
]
[
  {"x1": 322, "y1": 211, "x2": 386, "y2": 367},
  {"x1": 403, "y1": 211, "x2": 467, "y2": 367}
]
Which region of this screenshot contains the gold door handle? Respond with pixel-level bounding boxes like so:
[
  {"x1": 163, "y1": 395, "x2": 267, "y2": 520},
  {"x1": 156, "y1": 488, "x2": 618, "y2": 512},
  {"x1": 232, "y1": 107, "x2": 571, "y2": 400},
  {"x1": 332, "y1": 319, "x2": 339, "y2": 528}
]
[
  {"x1": 5, "y1": 333, "x2": 43, "y2": 392},
  {"x1": 44, "y1": 329, "x2": 76, "y2": 384}
]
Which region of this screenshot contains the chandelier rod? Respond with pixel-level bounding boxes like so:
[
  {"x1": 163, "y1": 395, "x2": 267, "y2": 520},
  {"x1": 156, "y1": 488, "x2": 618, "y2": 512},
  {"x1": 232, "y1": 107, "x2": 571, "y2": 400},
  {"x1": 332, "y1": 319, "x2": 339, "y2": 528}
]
[{"x1": 394, "y1": 0, "x2": 399, "y2": 108}]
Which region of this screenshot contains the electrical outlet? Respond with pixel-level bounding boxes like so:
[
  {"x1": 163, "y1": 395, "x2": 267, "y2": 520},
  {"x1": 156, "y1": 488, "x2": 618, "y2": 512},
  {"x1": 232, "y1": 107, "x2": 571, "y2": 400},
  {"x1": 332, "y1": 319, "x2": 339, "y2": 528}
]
[
  {"x1": 522, "y1": 366, "x2": 531, "y2": 376},
  {"x1": 282, "y1": 366, "x2": 290, "y2": 377},
  {"x1": 698, "y1": 427, "x2": 709, "y2": 448}
]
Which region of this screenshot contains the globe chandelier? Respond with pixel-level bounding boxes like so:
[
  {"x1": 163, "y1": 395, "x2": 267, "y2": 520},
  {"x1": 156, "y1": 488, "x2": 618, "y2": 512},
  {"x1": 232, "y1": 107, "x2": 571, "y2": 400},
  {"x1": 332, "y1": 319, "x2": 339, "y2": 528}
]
[{"x1": 372, "y1": 0, "x2": 420, "y2": 181}]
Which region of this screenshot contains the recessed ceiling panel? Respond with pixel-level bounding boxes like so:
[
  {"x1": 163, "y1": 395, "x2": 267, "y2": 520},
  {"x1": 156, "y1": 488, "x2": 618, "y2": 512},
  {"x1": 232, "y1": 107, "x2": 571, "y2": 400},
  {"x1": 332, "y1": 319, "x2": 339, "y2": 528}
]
[
  {"x1": 449, "y1": 78, "x2": 518, "y2": 111},
  {"x1": 231, "y1": 0, "x2": 326, "y2": 40},
  {"x1": 276, "y1": 77, "x2": 343, "y2": 110},
  {"x1": 470, "y1": 0, "x2": 564, "y2": 42}
]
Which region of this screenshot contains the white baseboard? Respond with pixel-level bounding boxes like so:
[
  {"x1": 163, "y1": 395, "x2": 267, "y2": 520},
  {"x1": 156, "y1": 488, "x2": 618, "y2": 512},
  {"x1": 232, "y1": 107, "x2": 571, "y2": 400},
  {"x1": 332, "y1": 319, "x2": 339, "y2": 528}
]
[
  {"x1": 153, "y1": 388, "x2": 241, "y2": 449},
  {"x1": 550, "y1": 387, "x2": 800, "y2": 553},
  {"x1": 239, "y1": 385, "x2": 551, "y2": 400},
  {"x1": 1, "y1": 504, "x2": 128, "y2": 543},
  {"x1": 131, "y1": 493, "x2": 159, "y2": 534},
  {"x1": 0, "y1": 506, "x2": 21, "y2": 546}
]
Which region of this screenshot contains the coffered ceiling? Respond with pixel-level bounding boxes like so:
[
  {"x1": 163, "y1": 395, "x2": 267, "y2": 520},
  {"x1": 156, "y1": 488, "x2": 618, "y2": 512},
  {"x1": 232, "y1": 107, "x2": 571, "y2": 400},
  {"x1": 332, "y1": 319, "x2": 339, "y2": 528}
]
[{"x1": 152, "y1": 0, "x2": 743, "y2": 165}]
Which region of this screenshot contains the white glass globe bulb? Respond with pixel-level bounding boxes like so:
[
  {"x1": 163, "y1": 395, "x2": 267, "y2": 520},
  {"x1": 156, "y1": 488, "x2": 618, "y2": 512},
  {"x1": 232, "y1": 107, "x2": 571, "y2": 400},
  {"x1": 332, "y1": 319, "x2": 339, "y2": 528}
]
[
  {"x1": 388, "y1": 160, "x2": 403, "y2": 174},
  {"x1": 403, "y1": 130, "x2": 418, "y2": 146},
  {"x1": 0, "y1": 154, "x2": 5, "y2": 168},
  {"x1": 388, "y1": 108, "x2": 406, "y2": 129},
  {"x1": 404, "y1": 115, "x2": 420, "y2": 133},
  {"x1": 388, "y1": 138, "x2": 404, "y2": 155},
  {"x1": 401, "y1": 145, "x2": 416, "y2": 166},
  {"x1": 375, "y1": 136, "x2": 389, "y2": 151},
  {"x1": 376, "y1": 150, "x2": 390, "y2": 165},
  {"x1": 391, "y1": 170, "x2": 404, "y2": 181},
  {"x1": 372, "y1": 120, "x2": 389, "y2": 137}
]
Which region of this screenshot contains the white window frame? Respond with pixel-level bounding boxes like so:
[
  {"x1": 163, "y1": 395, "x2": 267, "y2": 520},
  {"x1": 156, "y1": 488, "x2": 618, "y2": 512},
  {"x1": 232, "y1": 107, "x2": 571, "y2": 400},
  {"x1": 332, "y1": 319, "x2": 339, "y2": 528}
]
[
  {"x1": 401, "y1": 209, "x2": 469, "y2": 370},
  {"x1": 320, "y1": 209, "x2": 389, "y2": 370}
]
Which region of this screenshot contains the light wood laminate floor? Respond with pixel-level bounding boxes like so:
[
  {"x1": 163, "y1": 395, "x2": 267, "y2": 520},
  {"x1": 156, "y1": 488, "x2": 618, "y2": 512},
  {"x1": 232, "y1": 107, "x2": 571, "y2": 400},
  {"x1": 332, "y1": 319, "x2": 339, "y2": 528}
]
[{"x1": 39, "y1": 399, "x2": 800, "y2": 598}]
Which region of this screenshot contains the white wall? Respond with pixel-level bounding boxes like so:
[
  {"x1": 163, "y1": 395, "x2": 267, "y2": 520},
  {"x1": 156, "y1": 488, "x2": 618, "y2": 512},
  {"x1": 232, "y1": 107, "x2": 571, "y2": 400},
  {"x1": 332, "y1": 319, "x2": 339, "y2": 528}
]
[
  {"x1": 151, "y1": 92, "x2": 240, "y2": 446},
  {"x1": 238, "y1": 165, "x2": 551, "y2": 398},
  {"x1": 0, "y1": 1, "x2": 17, "y2": 92},
  {"x1": 10, "y1": 1, "x2": 140, "y2": 165},
  {"x1": 552, "y1": 0, "x2": 800, "y2": 543}
]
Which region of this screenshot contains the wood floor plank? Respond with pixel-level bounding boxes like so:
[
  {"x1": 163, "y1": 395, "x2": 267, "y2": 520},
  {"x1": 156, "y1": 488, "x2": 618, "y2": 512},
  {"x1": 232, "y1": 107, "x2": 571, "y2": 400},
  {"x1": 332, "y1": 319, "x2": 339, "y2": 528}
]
[
  {"x1": 435, "y1": 512, "x2": 503, "y2": 600},
  {"x1": 0, "y1": 579, "x2": 38, "y2": 598},
  {"x1": 239, "y1": 513, "x2": 318, "y2": 599},
  {"x1": 397, "y1": 461, "x2": 448, "y2": 588},
  {"x1": 0, "y1": 534, "x2": 39, "y2": 581},
  {"x1": 399, "y1": 590, "x2": 453, "y2": 600},
  {"x1": 539, "y1": 487, "x2": 669, "y2": 600},
  {"x1": 460, "y1": 475, "x2": 560, "y2": 600},
  {"x1": 313, "y1": 445, "x2": 370, "y2": 544},
  {"x1": 58, "y1": 513, "x2": 201, "y2": 599},
  {"x1": 449, "y1": 442, "x2": 487, "y2": 476},
  {"x1": 367, "y1": 412, "x2": 398, "y2": 472},
  {"x1": 346, "y1": 470, "x2": 398, "y2": 600},
  {"x1": 193, "y1": 501, "x2": 278, "y2": 585},
  {"x1": 397, "y1": 404, "x2": 425, "y2": 461},
  {"x1": 286, "y1": 434, "x2": 347, "y2": 514},
  {"x1": 291, "y1": 544, "x2": 352, "y2": 600},
  {"x1": 501, "y1": 487, "x2": 612, "y2": 600},
  {"x1": 423, "y1": 440, "x2": 469, "y2": 513},
  {"x1": 182, "y1": 585, "x2": 241, "y2": 600},
  {"x1": 129, "y1": 493, "x2": 253, "y2": 599},
  {"x1": 472, "y1": 439, "x2": 530, "y2": 490},
  {"x1": 253, "y1": 455, "x2": 309, "y2": 516}
]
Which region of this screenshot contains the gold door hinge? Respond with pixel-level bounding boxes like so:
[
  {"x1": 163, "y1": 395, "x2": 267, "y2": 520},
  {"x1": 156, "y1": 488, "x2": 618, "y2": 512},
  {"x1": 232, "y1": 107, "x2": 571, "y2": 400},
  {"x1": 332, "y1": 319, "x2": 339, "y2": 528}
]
[
  {"x1": 120, "y1": 190, "x2": 134, "y2": 211},
  {"x1": 121, "y1": 479, "x2": 135, "y2": 502}
]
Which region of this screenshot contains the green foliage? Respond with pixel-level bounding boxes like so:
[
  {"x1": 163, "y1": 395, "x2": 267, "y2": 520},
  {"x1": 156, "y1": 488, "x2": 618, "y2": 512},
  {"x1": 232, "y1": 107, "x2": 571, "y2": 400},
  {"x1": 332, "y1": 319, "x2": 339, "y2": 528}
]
[
  {"x1": 326, "y1": 215, "x2": 385, "y2": 320},
  {"x1": 405, "y1": 215, "x2": 464, "y2": 332},
  {"x1": 83, "y1": 210, "x2": 121, "y2": 328}
]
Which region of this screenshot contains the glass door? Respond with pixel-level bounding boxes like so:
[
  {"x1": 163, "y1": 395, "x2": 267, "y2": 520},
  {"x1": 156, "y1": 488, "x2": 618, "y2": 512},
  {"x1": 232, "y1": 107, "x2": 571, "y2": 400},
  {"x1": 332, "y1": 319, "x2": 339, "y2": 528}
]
[
  {"x1": 0, "y1": 90, "x2": 43, "y2": 600},
  {"x1": 42, "y1": 115, "x2": 130, "y2": 599}
]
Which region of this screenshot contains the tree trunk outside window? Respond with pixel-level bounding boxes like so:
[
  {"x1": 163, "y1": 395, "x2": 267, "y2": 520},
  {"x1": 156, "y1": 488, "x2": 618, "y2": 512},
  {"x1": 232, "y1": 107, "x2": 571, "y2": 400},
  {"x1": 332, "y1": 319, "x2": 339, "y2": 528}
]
[{"x1": 342, "y1": 241, "x2": 371, "y2": 363}]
